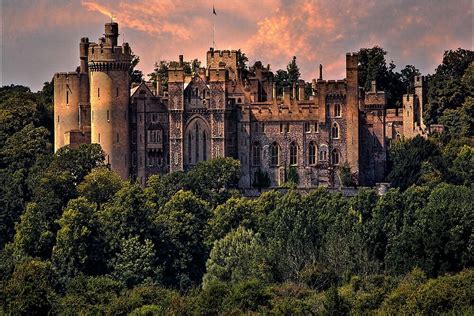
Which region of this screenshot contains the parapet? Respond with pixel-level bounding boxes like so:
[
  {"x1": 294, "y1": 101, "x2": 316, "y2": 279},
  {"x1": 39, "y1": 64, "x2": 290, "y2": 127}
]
[{"x1": 414, "y1": 75, "x2": 427, "y2": 87}]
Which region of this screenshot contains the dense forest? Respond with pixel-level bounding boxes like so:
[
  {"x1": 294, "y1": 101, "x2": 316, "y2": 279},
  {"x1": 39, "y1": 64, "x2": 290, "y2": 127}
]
[{"x1": 0, "y1": 48, "x2": 473, "y2": 314}]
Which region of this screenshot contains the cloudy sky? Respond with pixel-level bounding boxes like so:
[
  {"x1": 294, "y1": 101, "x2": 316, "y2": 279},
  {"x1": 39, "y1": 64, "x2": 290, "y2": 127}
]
[{"x1": 2, "y1": 0, "x2": 473, "y2": 91}]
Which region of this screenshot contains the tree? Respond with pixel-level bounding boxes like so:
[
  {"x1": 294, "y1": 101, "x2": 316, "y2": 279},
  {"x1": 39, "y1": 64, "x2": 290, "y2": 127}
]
[
  {"x1": 129, "y1": 54, "x2": 144, "y2": 85},
  {"x1": 425, "y1": 48, "x2": 474, "y2": 124},
  {"x1": 77, "y1": 167, "x2": 125, "y2": 208},
  {"x1": 203, "y1": 227, "x2": 271, "y2": 288},
  {"x1": 52, "y1": 197, "x2": 105, "y2": 282},
  {"x1": 450, "y1": 145, "x2": 474, "y2": 185},
  {"x1": 111, "y1": 236, "x2": 160, "y2": 287},
  {"x1": 148, "y1": 60, "x2": 169, "y2": 90},
  {"x1": 400, "y1": 65, "x2": 421, "y2": 94},
  {"x1": 252, "y1": 168, "x2": 271, "y2": 191},
  {"x1": 1, "y1": 259, "x2": 57, "y2": 315},
  {"x1": 286, "y1": 166, "x2": 299, "y2": 186},
  {"x1": 144, "y1": 171, "x2": 187, "y2": 209},
  {"x1": 287, "y1": 56, "x2": 300, "y2": 87},
  {"x1": 387, "y1": 136, "x2": 441, "y2": 190},
  {"x1": 274, "y1": 69, "x2": 289, "y2": 96},
  {"x1": 154, "y1": 190, "x2": 210, "y2": 289}
]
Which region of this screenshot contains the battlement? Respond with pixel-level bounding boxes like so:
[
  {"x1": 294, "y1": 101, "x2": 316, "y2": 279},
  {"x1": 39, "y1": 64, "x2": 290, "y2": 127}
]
[{"x1": 414, "y1": 75, "x2": 427, "y2": 87}]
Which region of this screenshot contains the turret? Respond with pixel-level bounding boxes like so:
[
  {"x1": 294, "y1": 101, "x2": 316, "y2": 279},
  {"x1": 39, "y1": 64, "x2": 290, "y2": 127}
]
[
  {"x1": 345, "y1": 52, "x2": 360, "y2": 181},
  {"x1": 104, "y1": 22, "x2": 119, "y2": 47},
  {"x1": 89, "y1": 22, "x2": 132, "y2": 179},
  {"x1": 80, "y1": 37, "x2": 89, "y2": 73}
]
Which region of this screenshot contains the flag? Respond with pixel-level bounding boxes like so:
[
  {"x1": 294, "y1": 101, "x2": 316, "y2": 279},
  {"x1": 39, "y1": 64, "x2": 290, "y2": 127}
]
[{"x1": 213, "y1": 5, "x2": 217, "y2": 15}]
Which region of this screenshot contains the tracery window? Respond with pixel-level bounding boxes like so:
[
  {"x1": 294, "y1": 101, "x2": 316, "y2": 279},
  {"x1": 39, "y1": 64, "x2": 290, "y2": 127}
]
[
  {"x1": 290, "y1": 142, "x2": 298, "y2": 165},
  {"x1": 308, "y1": 142, "x2": 316, "y2": 165},
  {"x1": 331, "y1": 123, "x2": 339, "y2": 139},
  {"x1": 252, "y1": 142, "x2": 261, "y2": 166},
  {"x1": 271, "y1": 142, "x2": 279, "y2": 166},
  {"x1": 331, "y1": 149, "x2": 340, "y2": 165}
]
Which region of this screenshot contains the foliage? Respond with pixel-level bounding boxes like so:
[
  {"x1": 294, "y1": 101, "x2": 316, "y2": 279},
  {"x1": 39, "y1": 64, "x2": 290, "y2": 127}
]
[
  {"x1": 129, "y1": 54, "x2": 144, "y2": 84},
  {"x1": 203, "y1": 227, "x2": 271, "y2": 288},
  {"x1": 77, "y1": 167, "x2": 125, "y2": 207}
]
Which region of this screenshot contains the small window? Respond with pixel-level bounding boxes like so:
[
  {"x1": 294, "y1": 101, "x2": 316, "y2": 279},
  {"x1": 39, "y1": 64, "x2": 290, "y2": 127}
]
[
  {"x1": 304, "y1": 122, "x2": 310, "y2": 133},
  {"x1": 132, "y1": 152, "x2": 137, "y2": 166},
  {"x1": 331, "y1": 149, "x2": 340, "y2": 165},
  {"x1": 66, "y1": 91, "x2": 69, "y2": 105},
  {"x1": 309, "y1": 142, "x2": 316, "y2": 165},
  {"x1": 98, "y1": 88, "x2": 100, "y2": 98},
  {"x1": 280, "y1": 123, "x2": 283, "y2": 133},
  {"x1": 331, "y1": 123, "x2": 339, "y2": 139},
  {"x1": 116, "y1": 133, "x2": 119, "y2": 143},
  {"x1": 107, "y1": 110, "x2": 110, "y2": 122},
  {"x1": 319, "y1": 145, "x2": 328, "y2": 161},
  {"x1": 98, "y1": 133, "x2": 101, "y2": 143},
  {"x1": 286, "y1": 123, "x2": 290, "y2": 133},
  {"x1": 271, "y1": 142, "x2": 279, "y2": 166},
  {"x1": 290, "y1": 142, "x2": 298, "y2": 165},
  {"x1": 260, "y1": 123, "x2": 265, "y2": 132},
  {"x1": 252, "y1": 143, "x2": 261, "y2": 166},
  {"x1": 335, "y1": 103, "x2": 341, "y2": 117},
  {"x1": 116, "y1": 87, "x2": 119, "y2": 97},
  {"x1": 314, "y1": 122, "x2": 319, "y2": 133}
]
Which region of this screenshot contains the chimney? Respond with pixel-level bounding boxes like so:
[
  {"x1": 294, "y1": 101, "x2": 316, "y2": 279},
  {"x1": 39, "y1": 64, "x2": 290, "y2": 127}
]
[
  {"x1": 283, "y1": 86, "x2": 291, "y2": 104},
  {"x1": 371, "y1": 80, "x2": 376, "y2": 93},
  {"x1": 272, "y1": 82, "x2": 277, "y2": 100},
  {"x1": 179, "y1": 55, "x2": 184, "y2": 67},
  {"x1": 319, "y1": 64, "x2": 323, "y2": 80},
  {"x1": 292, "y1": 82, "x2": 297, "y2": 100},
  {"x1": 298, "y1": 80, "x2": 305, "y2": 101}
]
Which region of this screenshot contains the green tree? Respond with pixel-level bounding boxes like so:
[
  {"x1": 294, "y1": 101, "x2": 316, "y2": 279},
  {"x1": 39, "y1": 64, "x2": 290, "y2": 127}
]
[
  {"x1": 203, "y1": 227, "x2": 271, "y2": 288},
  {"x1": 77, "y1": 167, "x2": 125, "y2": 208},
  {"x1": 287, "y1": 56, "x2": 301, "y2": 87},
  {"x1": 145, "y1": 171, "x2": 187, "y2": 209},
  {"x1": 129, "y1": 53, "x2": 144, "y2": 85},
  {"x1": 111, "y1": 236, "x2": 160, "y2": 287},
  {"x1": 52, "y1": 197, "x2": 105, "y2": 282},
  {"x1": 154, "y1": 190, "x2": 210, "y2": 289},
  {"x1": 450, "y1": 145, "x2": 474, "y2": 185},
  {"x1": 1, "y1": 259, "x2": 57, "y2": 315}
]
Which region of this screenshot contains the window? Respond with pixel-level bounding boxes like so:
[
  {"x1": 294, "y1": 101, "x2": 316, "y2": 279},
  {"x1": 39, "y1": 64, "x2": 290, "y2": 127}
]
[
  {"x1": 252, "y1": 143, "x2": 261, "y2": 166},
  {"x1": 335, "y1": 103, "x2": 341, "y2": 117},
  {"x1": 271, "y1": 142, "x2": 279, "y2": 166},
  {"x1": 203, "y1": 131, "x2": 207, "y2": 161},
  {"x1": 280, "y1": 123, "x2": 283, "y2": 133},
  {"x1": 319, "y1": 145, "x2": 328, "y2": 161},
  {"x1": 304, "y1": 122, "x2": 310, "y2": 133},
  {"x1": 308, "y1": 142, "x2": 316, "y2": 165},
  {"x1": 331, "y1": 123, "x2": 339, "y2": 139},
  {"x1": 98, "y1": 88, "x2": 100, "y2": 98},
  {"x1": 331, "y1": 149, "x2": 340, "y2": 165},
  {"x1": 290, "y1": 142, "x2": 298, "y2": 165},
  {"x1": 314, "y1": 122, "x2": 319, "y2": 133},
  {"x1": 116, "y1": 87, "x2": 119, "y2": 97},
  {"x1": 116, "y1": 133, "x2": 119, "y2": 143},
  {"x1": 98, "y1": 133, "x2": 100, "y2": 143},
  {"x1": 286, "y1": 123, "x2": 290, "y2": 133},
  {"x1": 152, "y1": 113, "x2": 157, "y2": 122},
  {"x1": 260, "y1": 123, "x2": 265, "y2": 132},
  {"x1": 132, "y1": 131, "x2": 136, "y2": 144},
  {"x1": 188, "y1": 132, "x2": 192, "y2": 163},
  {"x1": 66, "y1": 91, "x2": 69, "y2": 105},
  {"x1": 107, "y1": 110, "x2": 110, "y2": 122}
]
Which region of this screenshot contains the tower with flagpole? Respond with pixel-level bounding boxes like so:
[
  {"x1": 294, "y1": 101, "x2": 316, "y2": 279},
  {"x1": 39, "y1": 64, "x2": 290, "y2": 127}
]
[{"x1": 212, "y1": 4, "x2": 216, "y2": 48}]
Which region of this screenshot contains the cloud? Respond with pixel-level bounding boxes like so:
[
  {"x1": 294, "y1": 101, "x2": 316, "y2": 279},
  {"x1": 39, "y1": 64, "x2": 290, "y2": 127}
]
[{"x1": 2, "y1": 0, "x2": 472, "y2": 91}]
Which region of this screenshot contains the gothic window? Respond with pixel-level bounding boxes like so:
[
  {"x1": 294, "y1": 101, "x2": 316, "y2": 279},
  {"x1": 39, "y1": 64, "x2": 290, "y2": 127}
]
[
  {"x1": 107, "y1": 110, "x2": 110, "y2": 122},
  {"x1": 252, "y1": 142, "x2": 261, "y2": 166},
  {"x1": 331, "y1": 123, "x2": 339, "y2": 139},
  {"x1": 304, "y1": 122, "x2": 310, "y2": 133},
  {"x1": 203, "y1": 131, "x2": 207, "y2": 161},
  {"x1": 319, "y1": 145, "x2": 328, "y2": 161},
  {"x1": 308, "y1": 142, "x2": 316, "y2": 165},
  {"x1": 331, "y1": 149, "x2": 340, "y2": 165},
  {"x1": 271, "y1": 142, "x2": 279, "y2": 166},
  {"x1": 335, "y1": 103, "x2": 341, "y2": 117},
  {"x1": 132, "y1": 151, "x2": 137, "y2": 166},
  {"x1": 194, "y1": 123, "x2": 199, "y2": 162},
  {"x1": 66, "y1": 91, "x2": 69, "y2": 105},
  {"x1": 188, "y1": 132, "x2": 192, "y2": 163},
  {"x1": 314, "y1": 122, "x2": 319, "y2": 133},
  {"x1": 290, "y1": 142, "x2": 298, "y2": 165},
  {"x1": 116, "y1": 87, "x2": 119, "y2": 97},
  {"x1": 132, "y1": 130, "x2": 136, "y2": 144}
]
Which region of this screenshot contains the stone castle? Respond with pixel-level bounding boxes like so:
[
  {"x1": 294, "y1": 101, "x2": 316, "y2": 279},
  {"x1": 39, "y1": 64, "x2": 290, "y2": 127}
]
[{"x1": 54, "y1": 22, "x2": 436, "y2": 188}]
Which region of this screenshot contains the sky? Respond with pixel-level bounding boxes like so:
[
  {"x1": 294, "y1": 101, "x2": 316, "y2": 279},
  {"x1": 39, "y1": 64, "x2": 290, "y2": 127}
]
[{"x1": 1, "y1": 0, "x2": 473, "y2": 91}]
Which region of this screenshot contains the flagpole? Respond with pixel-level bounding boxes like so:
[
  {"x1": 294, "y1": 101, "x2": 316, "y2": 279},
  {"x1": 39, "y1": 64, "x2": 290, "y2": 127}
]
[{"x1": 213, "y1": 5, "x2": 215, "y2": 49}]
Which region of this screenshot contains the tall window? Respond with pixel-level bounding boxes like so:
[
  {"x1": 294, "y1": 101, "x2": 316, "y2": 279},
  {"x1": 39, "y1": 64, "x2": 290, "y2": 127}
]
[
  {"x1": 203, "y1": 131, "x2": 207, "y2": 161},
  {"x1": 252, "y1": 143, "x2": 261, "y2": 166},
  {"x1": 304, "y1": 122, "x2": 310, "y2": 133},
  {"x1": 308, "y1": 142, "x2": 316, "y2": 165},
  {"x1": 314, "y1": 122, "x2": 318, "y2": 133},
  {"x1": 331, "y1": 123, "x2": 339, "y2": 139},
  {"x1": 319, "y1": 145, "x2": 328, "y2": 161},
  {"x1": 188, "y1": 133, "x2": 192, "y2": 163},
  {"x1": 66, "y1": 91, "x2": 69, "y2": 105},
  {"x1": 331, "y1": 149, "x2": 340, "y2": 165},
  {"x1": 195, "y1": 123, "x2": 199, "y2": 162},
  {"x1": 271, "y1": 142, "x2": 279, "y2": 166},
  {"x1": 290, "y1": 142, "x2": 297, "y2": 165},
  {"x1": 334, "y1": 103, "x2": 341, "y2": 117}
]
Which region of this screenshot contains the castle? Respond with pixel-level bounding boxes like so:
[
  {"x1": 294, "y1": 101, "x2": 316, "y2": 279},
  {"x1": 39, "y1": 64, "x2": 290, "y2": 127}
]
[{"x1": 54, "y1": 22, "x2": 436, "y2": 188}]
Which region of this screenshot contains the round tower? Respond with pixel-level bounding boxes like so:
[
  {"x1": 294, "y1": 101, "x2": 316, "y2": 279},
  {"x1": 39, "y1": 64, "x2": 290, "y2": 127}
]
[{"x1": 89, "y1": 22, "x2": 132, "y2": 179}]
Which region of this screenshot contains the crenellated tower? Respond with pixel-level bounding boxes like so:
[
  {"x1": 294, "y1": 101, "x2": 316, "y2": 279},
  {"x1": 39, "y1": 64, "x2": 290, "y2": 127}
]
[
  {"x1": 89, "y1": 22, "x2": 132, "y2": 179},
  {"x1": 345, "y1": 53, "x2": 360, "y2": 181}
]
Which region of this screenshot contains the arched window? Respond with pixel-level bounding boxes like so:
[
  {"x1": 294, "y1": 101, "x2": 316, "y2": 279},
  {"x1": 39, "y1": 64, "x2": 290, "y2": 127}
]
[
  {"x1": 203, "y1": 131, "x2": 207, "y2": 161},
  {"x1": 271, "y1": 142, "x2": 279, "y2": 166},
  {"x1": 331, "y1": 123, "x2": 339, "y2": 139},
  {"x1": 290, "y1": 142, "x2": 298, "y2": 165},
  {"x1": 334, "y1": 103, "x2": 341, "y2": 117},
  {"x1": 308, "y1": 142, "x2": 316, "y2": 165},
  {"x1": 195, "y1": 123, "x2": 200, "y2": 162},
  {"x1": 319, "y1": 145, "x2": 328, "y2": 161},
  {"x1": 252, "y1": 142, "x2": 261, "y2": 166},
  {"x1": 331, "y1": 149, "x2": 340, "y2": 165},
  {"x1": 187, "y1": 132, "x2": 192, "y2": 163}
]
